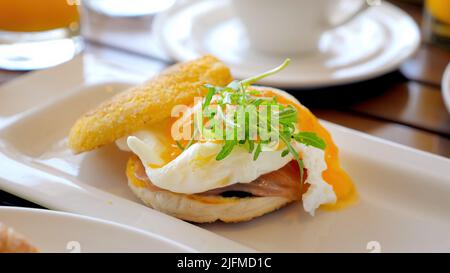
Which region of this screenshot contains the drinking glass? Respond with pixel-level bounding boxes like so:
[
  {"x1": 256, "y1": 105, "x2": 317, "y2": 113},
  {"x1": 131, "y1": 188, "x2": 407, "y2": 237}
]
[
  {"x1": 423, "y1": 0, "x2": 450, "y2": 48},
  {"x1": 0, "y1": 0, "x2": 84, "y2": 71}
]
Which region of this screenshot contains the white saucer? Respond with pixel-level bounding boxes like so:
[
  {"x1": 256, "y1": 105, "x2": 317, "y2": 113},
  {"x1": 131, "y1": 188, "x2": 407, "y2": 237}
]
[
  {"x1": 443, "y1": 63, "x2": 450, "y2": 114},
  {"x1": 0, "y1": 207, "x2": 190, "y2": 252},
  {"x1": 154, "y1": 0, "x2": 420, "y2": 88}
]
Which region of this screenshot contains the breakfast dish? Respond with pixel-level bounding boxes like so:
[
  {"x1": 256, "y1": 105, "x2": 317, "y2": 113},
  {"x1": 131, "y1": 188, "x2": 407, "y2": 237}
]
[
  {"x1": 68, "y1": 55, "x2": 355, "y2": 223},
  {"x1": 0, "y1": 222, "x2": 38, "y2": 253},
  {"x1": 1, "y1": 54, "x2": 450, "y2": 251}
]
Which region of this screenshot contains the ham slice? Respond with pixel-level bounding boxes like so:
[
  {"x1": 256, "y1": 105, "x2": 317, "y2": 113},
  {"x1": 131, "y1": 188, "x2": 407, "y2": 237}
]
[{"x1": 134, "y1": 160, "x2": 305, "y2": 201}]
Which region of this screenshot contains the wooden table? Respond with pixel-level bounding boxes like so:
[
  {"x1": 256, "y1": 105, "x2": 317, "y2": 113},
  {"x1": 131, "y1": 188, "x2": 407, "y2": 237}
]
[{"x1": 0, "y1": 0, "x2": 449, "y2": 207}]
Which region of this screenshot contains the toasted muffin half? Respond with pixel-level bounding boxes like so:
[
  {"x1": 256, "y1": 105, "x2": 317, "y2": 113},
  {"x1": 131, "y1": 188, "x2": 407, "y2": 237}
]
[{"x1": 126, "y1": 155, "x2": 292, "y2": 223}]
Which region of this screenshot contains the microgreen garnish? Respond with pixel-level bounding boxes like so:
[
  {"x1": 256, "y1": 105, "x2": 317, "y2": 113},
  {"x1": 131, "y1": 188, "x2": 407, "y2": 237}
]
[
  {"x1": 253, "y1": 142, "x2": 262, "y2": 161},
  {"x1": 216, "y1": 140, "x2": 238, "y2": 161},
  {"x1": 180, "y1": 58, "x2": 327, "y2": 184},
  {"x1": 293, "y1": 132, "x2": 326, "y2": 150},
  {"x1": 175, "y1": 140, "x2": 185, "y2": 151}
]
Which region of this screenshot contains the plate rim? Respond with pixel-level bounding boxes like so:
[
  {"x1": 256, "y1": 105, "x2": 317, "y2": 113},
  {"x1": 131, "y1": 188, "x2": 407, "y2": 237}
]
[
  {"x1": 442, "y1": 63, "x2": 450, "y2": 114},
  {"x1": 0, "y1": 206, "x2": 194, "y2": 252}
]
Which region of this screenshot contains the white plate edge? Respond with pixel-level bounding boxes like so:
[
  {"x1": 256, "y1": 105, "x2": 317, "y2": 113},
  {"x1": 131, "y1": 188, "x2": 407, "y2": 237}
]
[
  {"x1": 0, "y1": 206, "x2": 193, "y2": 252},
  {"x1": 442, "y1": 62, "x2": 450, "y2": 114}
]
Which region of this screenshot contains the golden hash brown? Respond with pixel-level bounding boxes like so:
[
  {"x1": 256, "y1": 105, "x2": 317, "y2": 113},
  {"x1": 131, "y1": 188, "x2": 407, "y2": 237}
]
[{"x1": 68, "y1": 55, "x2": 232, "y2": 153}]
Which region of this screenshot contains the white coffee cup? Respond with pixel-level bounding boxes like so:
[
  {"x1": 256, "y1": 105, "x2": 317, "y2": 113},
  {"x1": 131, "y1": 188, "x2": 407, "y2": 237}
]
[{"x1": 232, "y1": 0, "x2": 369, "y2": 55}]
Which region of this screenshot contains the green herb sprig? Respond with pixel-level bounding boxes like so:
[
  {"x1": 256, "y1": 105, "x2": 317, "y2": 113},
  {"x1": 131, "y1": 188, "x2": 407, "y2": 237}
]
[{"x1": 186, "y1": 59, "x2": 326, "y2": 182}]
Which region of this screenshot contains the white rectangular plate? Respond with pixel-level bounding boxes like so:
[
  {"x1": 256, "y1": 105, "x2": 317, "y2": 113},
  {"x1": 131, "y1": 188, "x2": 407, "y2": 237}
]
[{"x1": 1, "y1": 54, "x2": 449, "y2": 252}]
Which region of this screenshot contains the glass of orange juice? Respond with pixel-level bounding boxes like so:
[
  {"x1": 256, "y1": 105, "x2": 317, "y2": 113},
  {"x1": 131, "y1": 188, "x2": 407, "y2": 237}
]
[
  {"x1": 423, "y1": 0, "x2": 450, "y2": 48},
  {"x1": 0, "y1": 0, "x2": 83, "y2": 70}
]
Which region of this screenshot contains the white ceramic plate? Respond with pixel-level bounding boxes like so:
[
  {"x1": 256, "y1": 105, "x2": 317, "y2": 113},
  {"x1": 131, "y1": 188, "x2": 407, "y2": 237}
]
[
  {"x1": 1, "y1": 54, "x2": 450, "y2": 252},
  {"x1": 154, "y1": 0, "x2": 420, "y2": 88},
  {"x1": 442, "y1": 63, "x2": 450, "y2": 114},
  {"x1": 0, "y1": 54, "x2": 253, "y2": 253},
  {"x1": 0, "y1": 207, "x2": 191, "y2": 252}
]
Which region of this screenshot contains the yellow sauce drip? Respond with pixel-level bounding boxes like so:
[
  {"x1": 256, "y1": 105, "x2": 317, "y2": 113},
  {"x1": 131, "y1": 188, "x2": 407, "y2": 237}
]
[
  {"x1": 144, "y1": 118, "x2": 183, "y2": 169},
  {"x1": 260, "y1": 89, "x2": 358, "y2": 209}
]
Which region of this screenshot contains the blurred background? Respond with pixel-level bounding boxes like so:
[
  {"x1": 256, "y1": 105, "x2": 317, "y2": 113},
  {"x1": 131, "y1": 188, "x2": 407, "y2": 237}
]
[{"x1": 0, "y1": 0, "x2": 449, "y2": 159}]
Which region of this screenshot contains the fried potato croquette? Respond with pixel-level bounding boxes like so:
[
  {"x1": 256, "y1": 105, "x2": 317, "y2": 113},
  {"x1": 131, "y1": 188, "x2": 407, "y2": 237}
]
[{"x1": 68, "y1": 55, "x2": 232, "y2": 153}]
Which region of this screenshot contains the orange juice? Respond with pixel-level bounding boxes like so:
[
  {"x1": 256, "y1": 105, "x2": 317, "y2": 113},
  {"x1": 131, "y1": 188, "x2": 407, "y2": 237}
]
[
  {"x1": 424, "y1": 0, "x2": 450, "y2": 48},
  {"x1": 0, "y1": 0, "x2": 80, "y2": 32},
  {"x1": 426, "y1": 0, "x2": 450, "y2": 25}
]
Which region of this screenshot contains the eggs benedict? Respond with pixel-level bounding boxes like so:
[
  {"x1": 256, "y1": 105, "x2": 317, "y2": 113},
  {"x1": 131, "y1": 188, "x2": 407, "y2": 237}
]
[{"x1": 68, "y1": 55, "x2": 355, "y2": 223}]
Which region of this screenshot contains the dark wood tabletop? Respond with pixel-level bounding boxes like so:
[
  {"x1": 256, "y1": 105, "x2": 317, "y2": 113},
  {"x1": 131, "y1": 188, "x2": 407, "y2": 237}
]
[{"x1": 0, "y1": 0, "x2": 449, "y2": 207}]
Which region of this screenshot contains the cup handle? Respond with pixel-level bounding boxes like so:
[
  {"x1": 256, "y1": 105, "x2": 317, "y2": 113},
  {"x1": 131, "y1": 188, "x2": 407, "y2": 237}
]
[{"x1": 331, "y1": 3, "x2": 370, "y2": 28}]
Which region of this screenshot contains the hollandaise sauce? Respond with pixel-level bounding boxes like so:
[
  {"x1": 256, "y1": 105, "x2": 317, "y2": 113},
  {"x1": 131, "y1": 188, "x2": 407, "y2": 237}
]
[{"x1": 260, "y1": 89, "x2": 357, "y2": 210}]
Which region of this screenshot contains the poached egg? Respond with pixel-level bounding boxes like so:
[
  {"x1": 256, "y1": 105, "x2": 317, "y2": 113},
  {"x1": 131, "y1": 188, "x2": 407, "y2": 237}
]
[{"x1": 116, "y1": 127, "x2": 336, "y2": 215}]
